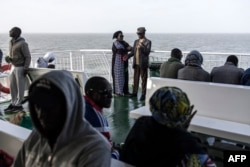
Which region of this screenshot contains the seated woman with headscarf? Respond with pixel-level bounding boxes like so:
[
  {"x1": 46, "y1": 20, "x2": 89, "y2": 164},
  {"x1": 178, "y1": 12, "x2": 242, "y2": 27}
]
[{"x1": 120, "y1": 87, "x2": 216, "y2": 167}]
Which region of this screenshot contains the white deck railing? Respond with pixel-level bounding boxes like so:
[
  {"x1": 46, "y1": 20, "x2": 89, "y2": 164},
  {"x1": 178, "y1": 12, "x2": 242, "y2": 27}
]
[{"x1": 28, "y1": 49, "x2": 250, "y2": 83}]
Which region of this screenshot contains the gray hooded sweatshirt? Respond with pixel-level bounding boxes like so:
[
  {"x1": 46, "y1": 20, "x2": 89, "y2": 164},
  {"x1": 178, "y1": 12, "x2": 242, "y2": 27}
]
[
  {"x1": 9, "y1": 37, "x2": 31, "y2": 69},
  {"x1": 14, "y1": 70, "x2": 111, "y2": 167}
]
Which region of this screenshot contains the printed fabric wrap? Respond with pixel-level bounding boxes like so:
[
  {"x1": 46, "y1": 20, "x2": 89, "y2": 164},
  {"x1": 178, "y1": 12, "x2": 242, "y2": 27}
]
[
  {"x1": 9, "y1": 111, "x2": 33, "y2": 130},
  {"x1": 149, "y1": 86, "x2": 197, "y2": 128}
]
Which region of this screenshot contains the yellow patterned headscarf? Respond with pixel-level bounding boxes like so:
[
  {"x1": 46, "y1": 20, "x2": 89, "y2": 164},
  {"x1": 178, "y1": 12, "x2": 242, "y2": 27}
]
[{"x1": 149, "y1": 87, "x2": 197, "y2": 129}]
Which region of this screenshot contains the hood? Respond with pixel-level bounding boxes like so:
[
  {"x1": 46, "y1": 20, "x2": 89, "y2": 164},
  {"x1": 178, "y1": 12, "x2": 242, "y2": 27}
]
[
  {"x1": 11, "y1": 37, "x2": 25, "y2": 43},
  {"x1": 43, "y1": 52, "x2": 55, "y2": 63},
  {"x1": 27, "y1": 70, "x2": 89, "y2": 149},
  {"x1": 185, "y1": 50, "x2": 203, "y2": 67}
]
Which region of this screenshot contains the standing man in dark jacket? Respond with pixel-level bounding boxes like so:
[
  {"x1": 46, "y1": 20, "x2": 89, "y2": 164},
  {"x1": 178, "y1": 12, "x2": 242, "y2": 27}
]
[
  {"x1": 128, "y1": 27, "x2": 151, "y2": 101},
  {"x1": 4, "y1": 27, "x2": 31, "y2": 114}
]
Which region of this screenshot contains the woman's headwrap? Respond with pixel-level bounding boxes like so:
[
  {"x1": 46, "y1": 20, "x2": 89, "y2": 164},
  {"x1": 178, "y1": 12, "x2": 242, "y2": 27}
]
[
  {"x1": 112, "y1": 30, "x2": 122, "y2": 39},
  {"x1": 149, "y1": 87, "x2": 197, "y2": 129}
]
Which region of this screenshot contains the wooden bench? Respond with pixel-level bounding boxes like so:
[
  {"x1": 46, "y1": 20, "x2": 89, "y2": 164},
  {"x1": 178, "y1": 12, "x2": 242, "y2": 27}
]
[{"x1": 130, "y1": 77, "x2": 250, "y2": 144}]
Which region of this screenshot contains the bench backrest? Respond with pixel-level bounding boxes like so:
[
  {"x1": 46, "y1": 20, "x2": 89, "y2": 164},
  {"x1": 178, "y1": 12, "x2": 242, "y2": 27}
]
[
  {"x1": 27, "y1": 68, "x2": 88, "y2": 95},
  {"x1": 145, "y1": 77, "x2": 250, "y2": 125}
]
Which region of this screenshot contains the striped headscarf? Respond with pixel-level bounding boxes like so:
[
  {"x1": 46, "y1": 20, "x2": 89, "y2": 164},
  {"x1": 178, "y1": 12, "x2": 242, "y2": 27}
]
[{"x1": 149, "y1": 87, "x2": 197, "y2": 129}]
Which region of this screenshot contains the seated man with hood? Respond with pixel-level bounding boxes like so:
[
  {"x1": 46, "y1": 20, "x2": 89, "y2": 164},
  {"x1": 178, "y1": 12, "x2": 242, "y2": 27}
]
[
  {"x1": 14, "y1": 70, "x2": 111, "y2": 167},
  {"x1": 120, "y1": 87, "x2": 216, "y2": 167},
  {"x1": 160, "y1": 48, "x2": 184, "y2": 78},
  {"x1": 178, "y1": 50, "x2": 210, "y2": 82}
]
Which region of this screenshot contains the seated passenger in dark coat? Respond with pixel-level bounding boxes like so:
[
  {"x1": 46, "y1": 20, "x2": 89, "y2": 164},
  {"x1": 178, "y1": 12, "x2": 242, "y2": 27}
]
[
  {"x1": 178, "y1": 50, "x2": 210, "y2": 82},
  {"x1": 120, "y1": 87, "x2": 216, "y2": 167},
  {"x1": 210, "y1": 55, "x2": 244, "y2": 85},
  {"x1": 160, "y1": 48, "x2": 184, "y2": 79},
  {"x1": 240, "y1": 67, "x2": 250, "y2": 86}
]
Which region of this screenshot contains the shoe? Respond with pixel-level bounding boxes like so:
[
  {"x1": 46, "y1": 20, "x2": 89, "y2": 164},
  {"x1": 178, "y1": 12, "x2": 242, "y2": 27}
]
[
  {"x1": 4, "y1": 104, "x2": 14, "y2": 112},
  {"x1": 140, "y1": 95, "x2": 146, "y2": 101},
  {"x1": 4, "y1": 105, "x2": 24, "y2": 115},
  {"x1": 114, "y1": 93, "x2": 124, "y2": 97},
  {"x1": 124, "y1": 92, "x2": 133, "y2": 97},
  {"x1": 129, "y1": 93, "x2": 137, "y2": 97}
]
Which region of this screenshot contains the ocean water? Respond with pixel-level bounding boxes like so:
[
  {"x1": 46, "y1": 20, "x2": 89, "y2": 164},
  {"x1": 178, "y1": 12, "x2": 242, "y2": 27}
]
[{"x1": 1, "y1": 33, "x2": 250, "y2": 54}]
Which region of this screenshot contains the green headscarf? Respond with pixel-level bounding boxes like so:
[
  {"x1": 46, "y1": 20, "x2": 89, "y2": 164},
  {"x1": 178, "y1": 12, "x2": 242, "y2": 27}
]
[{"x1": 149, "y1": 87, "x2": 197, "y2": 129}]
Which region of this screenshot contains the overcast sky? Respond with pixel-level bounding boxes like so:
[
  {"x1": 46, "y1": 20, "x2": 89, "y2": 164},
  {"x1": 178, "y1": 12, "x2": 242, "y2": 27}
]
[{"x1": 1, "y1": 0, "x2": 250, "y2": 33}]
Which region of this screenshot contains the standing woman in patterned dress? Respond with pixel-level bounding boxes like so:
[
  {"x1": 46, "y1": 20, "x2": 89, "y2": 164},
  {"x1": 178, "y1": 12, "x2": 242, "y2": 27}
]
[{"x1": 112, "y1": 31, "x2": 132, "y2": 96}]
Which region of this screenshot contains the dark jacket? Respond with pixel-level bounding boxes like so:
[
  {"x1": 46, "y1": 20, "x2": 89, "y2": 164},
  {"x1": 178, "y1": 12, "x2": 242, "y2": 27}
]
[
  {"x1": 121, "y1": 116, "x2": 209, "y2": 167},
  {"x1": 211, "y1": 62, "x2": 244, "y2": 85},
  {"x1": 178, "y1": 66, "x2": 210, "y2": 82},
  {"x1": 160, "y1": 57, "x2": 184, "y2": 78},
  {"x1": 128, "y1": 37, "x2": 151, "y2": 68}
]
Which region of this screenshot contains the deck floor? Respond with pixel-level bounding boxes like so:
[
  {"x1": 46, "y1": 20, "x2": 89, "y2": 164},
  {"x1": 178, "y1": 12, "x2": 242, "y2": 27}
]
[
  {"x1": 104, "y1": 95, "x2": 145, "y2": 144},
  {"x1": 0, "y1": 93, "x2": 144, "y2": 144}
]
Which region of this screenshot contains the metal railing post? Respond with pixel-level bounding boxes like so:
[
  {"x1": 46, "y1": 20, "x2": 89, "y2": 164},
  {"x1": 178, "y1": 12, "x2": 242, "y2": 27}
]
[
  {"x1": 69, "y1": 51, "x2": 73, "y2": 70},
  {"x1": 81, "y1": 53, "x2": 84, "y2": 71}
]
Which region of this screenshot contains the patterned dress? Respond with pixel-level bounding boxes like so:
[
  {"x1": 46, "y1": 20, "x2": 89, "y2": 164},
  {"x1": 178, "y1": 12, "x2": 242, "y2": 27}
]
[{"x1": 112, "y1": 40, "x2": 130, "y2": 95}]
